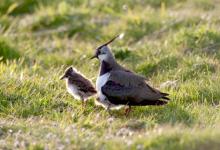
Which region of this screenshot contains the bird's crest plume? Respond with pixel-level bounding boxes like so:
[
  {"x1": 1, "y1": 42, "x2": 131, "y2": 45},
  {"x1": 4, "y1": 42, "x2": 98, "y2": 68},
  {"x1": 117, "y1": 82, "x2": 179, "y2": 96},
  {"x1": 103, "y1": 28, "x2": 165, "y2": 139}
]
[{"x1": 98, "y1": 34, "x2": 120, "y2": 48}]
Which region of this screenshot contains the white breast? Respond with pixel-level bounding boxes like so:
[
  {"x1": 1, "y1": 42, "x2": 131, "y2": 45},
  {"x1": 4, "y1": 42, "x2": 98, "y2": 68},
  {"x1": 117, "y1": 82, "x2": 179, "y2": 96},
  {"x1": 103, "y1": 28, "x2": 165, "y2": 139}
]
[
  {"x1": 66, "y1": 81, "x2": 81, "y2": 100},
  {"x1": 95, "y1": 73, "x2": 124, "y2": 110},
  {"x1": 96, "y1": 73, "x2": 110, "y2": 101},
  {"x1": 96, "y1": 73, "x2": 110, "y2": 91}
]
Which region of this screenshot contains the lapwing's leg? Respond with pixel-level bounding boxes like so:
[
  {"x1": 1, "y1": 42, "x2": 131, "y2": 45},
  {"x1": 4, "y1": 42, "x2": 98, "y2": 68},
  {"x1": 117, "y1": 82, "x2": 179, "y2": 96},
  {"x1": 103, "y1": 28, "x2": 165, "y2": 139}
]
[
  {"x1": 94, "y1": 97, "x2": 100, "y2": 109},
  {"x1": 124, "y1": 106, "x2": 131, "y2": 117},
  {"x1": 80, "y1": 96, "x2": 85, "y2": 111},
  {"x1": 81, "y1": 100, "x2": 84, "y2": 110},
  {"x1": 84, "y1": 100, "x2": 87, "y2": 108},
  {"x1": 107, "y1": 104, "x2": 112, "y2": 116}
]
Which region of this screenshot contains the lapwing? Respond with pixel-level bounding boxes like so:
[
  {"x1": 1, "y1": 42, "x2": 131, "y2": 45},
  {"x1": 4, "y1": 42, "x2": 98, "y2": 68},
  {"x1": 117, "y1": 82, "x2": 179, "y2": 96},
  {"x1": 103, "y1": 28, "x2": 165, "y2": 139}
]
[
  {"x1": 91, "y1": 35, "x2": 170, "y2": 115},
  {"x1": 60, "y1": 66, "x2": 97, "y2": 108}
]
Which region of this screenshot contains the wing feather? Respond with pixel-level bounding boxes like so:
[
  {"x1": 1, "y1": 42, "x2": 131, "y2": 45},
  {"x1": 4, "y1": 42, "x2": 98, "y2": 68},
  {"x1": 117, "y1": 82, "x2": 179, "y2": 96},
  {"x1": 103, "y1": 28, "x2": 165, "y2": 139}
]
[
  {"x1": 102, "y1": 70, "x2": 169, "y2": 104},
  {"x1": 69, "y1": 75, "x2": 96, "y2": 93}
]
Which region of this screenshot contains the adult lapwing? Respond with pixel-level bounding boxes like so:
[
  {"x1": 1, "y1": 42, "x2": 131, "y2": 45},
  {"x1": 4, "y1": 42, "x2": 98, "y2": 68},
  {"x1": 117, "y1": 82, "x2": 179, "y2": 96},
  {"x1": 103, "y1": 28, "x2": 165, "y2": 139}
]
[{"x1": 91, "y1": 36, "x2": 170, "y2": 115}]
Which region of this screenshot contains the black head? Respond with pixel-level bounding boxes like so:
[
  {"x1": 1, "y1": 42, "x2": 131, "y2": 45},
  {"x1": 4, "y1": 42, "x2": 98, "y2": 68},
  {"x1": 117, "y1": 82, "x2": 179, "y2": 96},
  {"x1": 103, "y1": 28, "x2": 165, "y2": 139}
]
[
  {"x1": 90, "y1": 35, "x2": 119, "y2": 60},
  {"x1": 60, "y1": 66, "x2": 75, "y2": 80}
]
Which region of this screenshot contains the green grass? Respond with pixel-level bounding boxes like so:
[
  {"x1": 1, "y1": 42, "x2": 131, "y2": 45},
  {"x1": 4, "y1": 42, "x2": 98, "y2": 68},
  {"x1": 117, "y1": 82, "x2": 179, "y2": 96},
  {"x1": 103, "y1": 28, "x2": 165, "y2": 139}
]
[
  {"x1": 0, "y1": 37, "x2": 20, "y2": 62},
  {"x1": 0, "y1": 0, "x2": 220, "y2": 149}
]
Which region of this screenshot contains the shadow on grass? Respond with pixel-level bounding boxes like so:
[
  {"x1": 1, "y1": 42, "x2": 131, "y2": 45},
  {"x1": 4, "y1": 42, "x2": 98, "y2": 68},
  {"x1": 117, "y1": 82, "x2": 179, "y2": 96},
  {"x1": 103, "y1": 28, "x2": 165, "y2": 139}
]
[{"x1": 114, "y1": 48, "x2": 133, "y2": 61}]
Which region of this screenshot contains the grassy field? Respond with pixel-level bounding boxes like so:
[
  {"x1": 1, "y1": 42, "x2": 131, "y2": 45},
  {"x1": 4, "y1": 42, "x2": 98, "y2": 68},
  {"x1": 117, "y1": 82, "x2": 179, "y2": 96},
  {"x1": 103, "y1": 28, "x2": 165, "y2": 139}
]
[{"x1": 0, "y1": 0, "x2": 220, "y2": 149}]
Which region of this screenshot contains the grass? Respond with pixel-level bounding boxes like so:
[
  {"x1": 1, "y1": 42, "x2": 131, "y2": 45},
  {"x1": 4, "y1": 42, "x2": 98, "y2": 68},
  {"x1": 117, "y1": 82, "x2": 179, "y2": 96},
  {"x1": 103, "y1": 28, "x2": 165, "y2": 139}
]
[
  {"x1": 0, "y1": 37, "x2": 20, "y2": 62},
  {"x1": 0, "y1": 0, "x2": 220, "y2": 149}
]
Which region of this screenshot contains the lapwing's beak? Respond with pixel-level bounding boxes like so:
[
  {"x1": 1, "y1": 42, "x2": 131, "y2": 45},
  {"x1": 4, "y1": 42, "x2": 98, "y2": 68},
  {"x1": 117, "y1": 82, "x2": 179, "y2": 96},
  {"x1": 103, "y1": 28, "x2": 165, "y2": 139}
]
[
  {"x1": 90, "y1": 50, "x2": 99, "y2": 59},
  {"x1": 60, "y1": 74, "x2": 66, "y2": 80},
  {"x1": 90, "y1": 55, "x2": 97, "y2": 59}
]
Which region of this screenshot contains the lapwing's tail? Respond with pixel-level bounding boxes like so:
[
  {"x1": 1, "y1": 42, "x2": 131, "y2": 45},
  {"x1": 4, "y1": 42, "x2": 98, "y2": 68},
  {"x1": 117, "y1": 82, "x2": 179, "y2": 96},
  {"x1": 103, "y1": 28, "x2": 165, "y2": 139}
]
[
  {"x1": 139, "y1": 93, "x2": 170, "y2": 105},
  {"x1": 160, "y1": 92, "x2": 170, "y2": 101},
  {"x1": 138, "y1": 92, "x2": 170, "y2": 105}
]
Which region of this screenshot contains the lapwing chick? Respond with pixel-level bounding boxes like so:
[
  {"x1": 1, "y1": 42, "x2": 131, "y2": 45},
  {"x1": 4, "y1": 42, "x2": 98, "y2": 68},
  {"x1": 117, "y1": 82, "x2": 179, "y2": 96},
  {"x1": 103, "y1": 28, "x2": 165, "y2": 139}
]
[
  {"x1": 60, "y1": 67, "x2": 97, "y2": 109},
  {"x1": 91, "y1": 35, "x2": 170, "y2": 116}
]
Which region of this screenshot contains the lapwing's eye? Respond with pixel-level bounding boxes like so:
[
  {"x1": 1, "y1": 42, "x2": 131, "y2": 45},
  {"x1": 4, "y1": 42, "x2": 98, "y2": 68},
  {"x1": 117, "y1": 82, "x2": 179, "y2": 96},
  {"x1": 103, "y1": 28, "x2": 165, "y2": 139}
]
[
  {"x1": 97, "y1": 49, "x2": 101, "y2": 55},
  {"x1": 100, "y1": 50, "x2": 106, "y2": 54}
]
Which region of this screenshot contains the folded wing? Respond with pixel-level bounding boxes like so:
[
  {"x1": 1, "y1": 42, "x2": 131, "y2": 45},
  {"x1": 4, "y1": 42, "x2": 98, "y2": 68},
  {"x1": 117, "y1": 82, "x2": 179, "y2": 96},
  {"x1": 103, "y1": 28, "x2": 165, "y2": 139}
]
[
  {"x1": 70, "y1": 75, "x2": 97, "y2": 94},
  {"x1": 102, "y1": 70, "x2": 169, "y2": 106}
]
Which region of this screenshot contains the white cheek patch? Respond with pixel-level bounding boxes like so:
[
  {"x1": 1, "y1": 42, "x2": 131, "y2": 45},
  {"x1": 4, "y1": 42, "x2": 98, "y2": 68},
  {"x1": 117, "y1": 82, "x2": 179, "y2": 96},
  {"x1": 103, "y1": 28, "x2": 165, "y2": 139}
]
[{"x1": 98, "y1": 54, "x2": 108, "y2": 61}]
